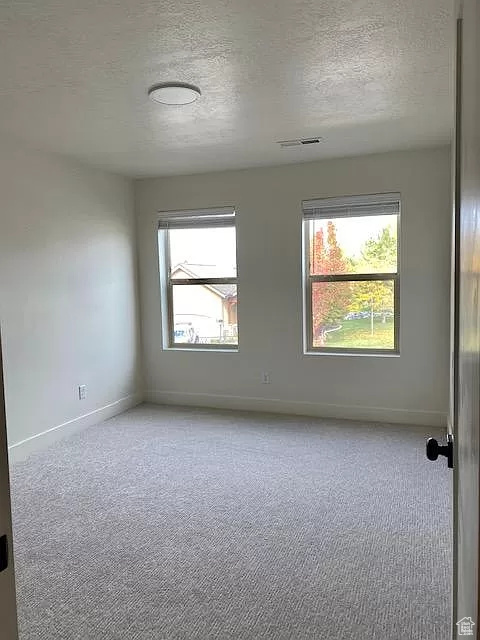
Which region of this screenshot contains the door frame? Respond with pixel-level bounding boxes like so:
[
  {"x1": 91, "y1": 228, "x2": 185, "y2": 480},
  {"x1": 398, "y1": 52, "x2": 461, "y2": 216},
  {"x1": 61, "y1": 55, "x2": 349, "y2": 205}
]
[{"x1": 0, "y1": 332, "x2": 19, "y2": 639}]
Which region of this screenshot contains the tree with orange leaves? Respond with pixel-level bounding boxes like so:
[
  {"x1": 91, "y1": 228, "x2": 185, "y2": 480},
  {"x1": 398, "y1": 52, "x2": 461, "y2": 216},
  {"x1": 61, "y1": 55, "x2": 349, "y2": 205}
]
[{"x1": 311, "y1": 221, "x2": 351, "y2": 345}]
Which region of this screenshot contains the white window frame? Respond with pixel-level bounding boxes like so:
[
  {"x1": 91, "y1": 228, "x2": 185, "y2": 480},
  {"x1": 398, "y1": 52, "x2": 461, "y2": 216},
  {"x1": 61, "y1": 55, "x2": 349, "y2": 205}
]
[
  {"x1": 302, "y1": 193, "x2": 401, "y2": 355},
  {"x1": 158, "y1": 207, "x2": 238, "y2": 351}
]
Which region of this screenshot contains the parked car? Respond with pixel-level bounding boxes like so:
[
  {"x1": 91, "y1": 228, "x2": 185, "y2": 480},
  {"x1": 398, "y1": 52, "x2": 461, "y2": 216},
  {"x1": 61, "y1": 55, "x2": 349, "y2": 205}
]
[
  {"x1": 344, "y1": 311, "x2": 369, "y2": 320},
  {"x1": 174, "y1": 322, "x2": 199, "y2": 344}
]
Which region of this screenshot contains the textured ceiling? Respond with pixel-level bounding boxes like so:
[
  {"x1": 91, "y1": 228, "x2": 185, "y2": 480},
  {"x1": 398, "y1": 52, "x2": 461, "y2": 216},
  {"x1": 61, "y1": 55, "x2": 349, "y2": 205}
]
[{"x1": 0, "y1": 0, "x2": 454, "y2": 177}]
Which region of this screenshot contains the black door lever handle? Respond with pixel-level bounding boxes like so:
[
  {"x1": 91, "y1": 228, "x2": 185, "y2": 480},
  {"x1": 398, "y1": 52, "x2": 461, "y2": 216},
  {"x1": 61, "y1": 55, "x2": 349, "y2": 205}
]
[
  {"x1": 426, "y1": 437, "x2": 453, "y2": 469},
  {"x1": 0, "y1": 535, "x2": 8, "y2": 572}
]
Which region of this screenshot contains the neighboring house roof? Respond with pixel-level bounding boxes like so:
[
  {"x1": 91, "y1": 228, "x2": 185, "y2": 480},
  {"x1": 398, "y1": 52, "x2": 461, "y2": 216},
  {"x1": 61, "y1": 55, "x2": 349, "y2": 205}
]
[{"x1": 171, "y1": 263, "x2": 237, "y2": 299}]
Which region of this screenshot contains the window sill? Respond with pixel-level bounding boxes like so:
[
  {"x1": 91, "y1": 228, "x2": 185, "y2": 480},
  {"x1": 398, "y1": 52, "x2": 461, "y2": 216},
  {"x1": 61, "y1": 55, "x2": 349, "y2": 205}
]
[
  {"x1": 164, "y1": 347, "x2": 239, "y2": 354},
  {"x1": 304, "y1": 350, "x2": 400, "y2": 358}
]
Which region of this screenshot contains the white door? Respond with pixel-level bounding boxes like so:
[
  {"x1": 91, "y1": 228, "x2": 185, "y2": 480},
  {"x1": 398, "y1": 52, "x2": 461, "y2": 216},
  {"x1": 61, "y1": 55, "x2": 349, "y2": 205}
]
[
  {"x1": 0, "y1": 334, "x2": 18, "y2": 639},
  {"x1": 452, "y1": 0, "x2": 480, "y2": 636}
]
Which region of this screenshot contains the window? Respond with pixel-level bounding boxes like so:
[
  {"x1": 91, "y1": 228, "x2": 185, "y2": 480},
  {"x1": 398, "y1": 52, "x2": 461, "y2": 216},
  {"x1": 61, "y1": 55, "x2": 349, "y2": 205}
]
[
  {"x1": 158, "y1": 207, "x2": 238, "y2": 349},
  {"x1": 303, "y1": 193, "x2": 400, "y2": 354}
]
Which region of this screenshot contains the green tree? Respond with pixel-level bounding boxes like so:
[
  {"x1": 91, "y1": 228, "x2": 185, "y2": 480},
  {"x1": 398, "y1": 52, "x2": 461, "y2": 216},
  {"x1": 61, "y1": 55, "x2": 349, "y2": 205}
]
[
  {"x1": 361, "y1": 225, "x2": 397, "y2": 272},
  {"x1": 352, "y1": 225, "x2": 397, "y2": 335}
]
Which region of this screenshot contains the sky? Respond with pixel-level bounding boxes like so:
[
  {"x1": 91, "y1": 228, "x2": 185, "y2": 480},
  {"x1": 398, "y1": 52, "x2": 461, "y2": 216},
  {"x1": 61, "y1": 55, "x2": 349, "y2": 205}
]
[
  {"x1": 311, "y1": 215, "x2": 397, "y2": 260},
  {"x1": 166, "y1": 215, "x2": 396, "y2": 272},
  {"x1": 169, "y1": 227, "x2": 237, "y2": 273}
]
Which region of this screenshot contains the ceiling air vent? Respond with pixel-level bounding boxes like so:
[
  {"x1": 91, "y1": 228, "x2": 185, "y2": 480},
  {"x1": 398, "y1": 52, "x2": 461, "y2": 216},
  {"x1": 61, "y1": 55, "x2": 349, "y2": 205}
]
[{"x1": 277, "y1": 137, "x2": 323, "y2": 148}]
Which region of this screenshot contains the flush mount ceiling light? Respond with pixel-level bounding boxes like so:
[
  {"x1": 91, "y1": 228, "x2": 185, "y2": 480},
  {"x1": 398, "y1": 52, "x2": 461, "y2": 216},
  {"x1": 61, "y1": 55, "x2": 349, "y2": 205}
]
[{"x1": 148, "y1": 82, "x2": 201, "y2": 105}]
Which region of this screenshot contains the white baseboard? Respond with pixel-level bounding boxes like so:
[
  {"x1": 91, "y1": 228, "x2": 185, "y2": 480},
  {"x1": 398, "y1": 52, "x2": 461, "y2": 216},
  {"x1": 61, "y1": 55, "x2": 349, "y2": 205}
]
[
  {"x1": 8, "y1": 392, "x2": 143, "y2": 463},
  {"x1": 145, "y1": 389, "x2": 447, "y2": 428}
]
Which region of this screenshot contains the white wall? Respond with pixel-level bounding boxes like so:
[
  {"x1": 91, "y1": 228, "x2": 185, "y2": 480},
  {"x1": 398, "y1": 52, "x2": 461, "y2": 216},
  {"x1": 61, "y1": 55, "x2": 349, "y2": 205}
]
[
  {"x1": 136, "y1": 147, "x2": 451, "y2": 426},
  {"x1": 0, "y1": 139, "x2": 142, "y2": 452}
]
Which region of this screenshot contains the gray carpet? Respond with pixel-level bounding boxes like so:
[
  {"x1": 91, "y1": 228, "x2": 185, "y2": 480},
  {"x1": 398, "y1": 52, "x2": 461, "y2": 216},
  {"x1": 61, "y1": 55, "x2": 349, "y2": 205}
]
[{"x1": 10, "y1": 404, "x2": 451, "y2": 639}]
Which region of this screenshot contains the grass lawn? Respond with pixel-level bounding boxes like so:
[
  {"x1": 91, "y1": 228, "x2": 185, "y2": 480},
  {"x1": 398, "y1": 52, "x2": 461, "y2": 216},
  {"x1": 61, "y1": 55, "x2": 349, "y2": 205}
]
[{"x1": 318, "y1": 317, "x2": 395, "y2": 349}]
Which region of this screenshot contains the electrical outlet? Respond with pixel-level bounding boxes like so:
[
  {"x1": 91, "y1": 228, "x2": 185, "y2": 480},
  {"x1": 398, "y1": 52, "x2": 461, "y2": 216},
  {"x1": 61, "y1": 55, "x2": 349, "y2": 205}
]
[
  {"x1": 78, "y1": 385, "x2": 87, "y2": 400},
  {"x1": 261, "y1": 372, "x2": 271, "y2": 384}
]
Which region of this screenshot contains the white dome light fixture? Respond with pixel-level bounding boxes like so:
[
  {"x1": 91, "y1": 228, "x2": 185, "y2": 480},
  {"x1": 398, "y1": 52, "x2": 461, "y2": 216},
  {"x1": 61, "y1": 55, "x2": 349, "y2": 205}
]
[{"x1": 148, "y1": 82, "x2": 201, "y2": 105}]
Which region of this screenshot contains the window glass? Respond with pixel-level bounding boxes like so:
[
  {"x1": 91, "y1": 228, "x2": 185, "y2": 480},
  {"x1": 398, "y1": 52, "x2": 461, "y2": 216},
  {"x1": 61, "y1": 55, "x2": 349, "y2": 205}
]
[
  {"x1": 304, "y1": 200, "x2": 399, "y2": 353},
  {"x1": 311, "y1": 281, "x2": 395, "y2": 350},
  {"x1": 159, "y1": 219, "x2": 238, "y2": 349},
  {"x1": 169, "y1": 227, "x2": 237, "y2": 279},
  {"x1": 171, "y1": 283, "x2": 238, "y2": 346},
  {"x1": 309, "y1": 216, "x2": 397, "y2": 275}
]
